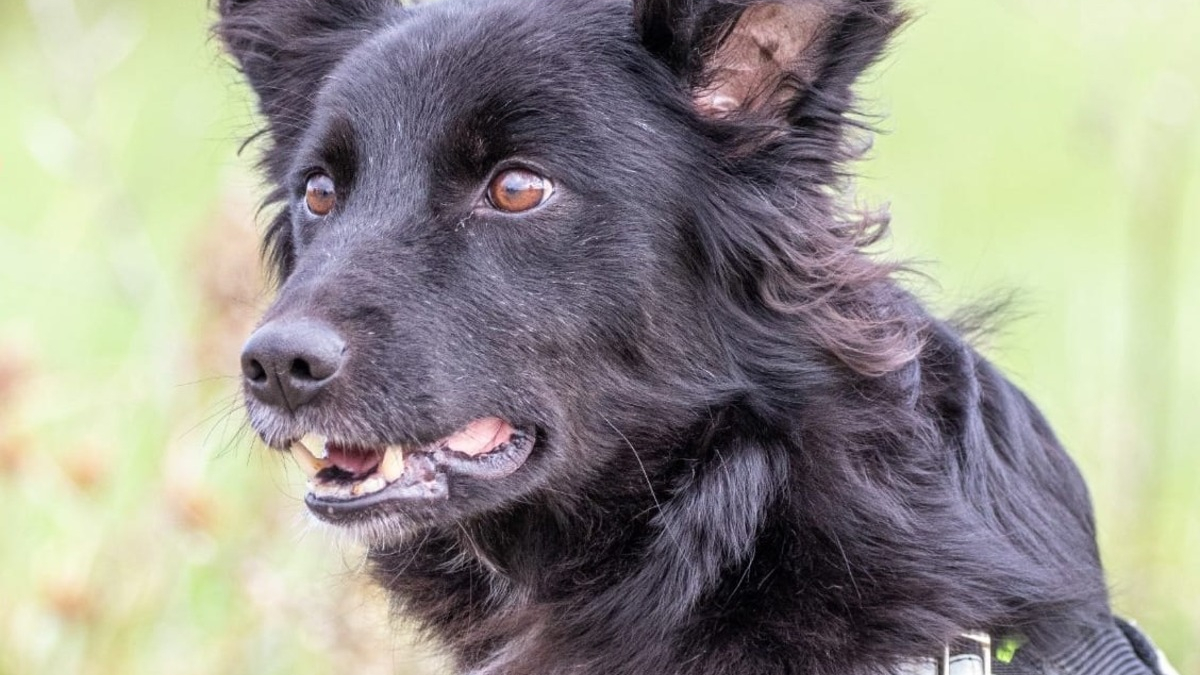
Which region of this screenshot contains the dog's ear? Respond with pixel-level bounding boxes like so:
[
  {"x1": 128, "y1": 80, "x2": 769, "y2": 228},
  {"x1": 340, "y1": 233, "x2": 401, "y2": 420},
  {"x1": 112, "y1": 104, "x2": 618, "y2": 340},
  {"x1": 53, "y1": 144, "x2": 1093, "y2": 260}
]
[
  {"x1": 215, "y1": 0, "x2": 398, "y2": 179},
  {"x1": 634, "y1": 0, "x2": 903, "y2": 121}
]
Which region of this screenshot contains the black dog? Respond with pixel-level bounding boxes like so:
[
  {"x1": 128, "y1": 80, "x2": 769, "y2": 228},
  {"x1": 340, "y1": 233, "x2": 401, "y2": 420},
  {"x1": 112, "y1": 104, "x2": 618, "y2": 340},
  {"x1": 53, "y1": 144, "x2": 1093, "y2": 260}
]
[{"x1": 218, "y1": 1, "x2": 1173, "y2": 673}]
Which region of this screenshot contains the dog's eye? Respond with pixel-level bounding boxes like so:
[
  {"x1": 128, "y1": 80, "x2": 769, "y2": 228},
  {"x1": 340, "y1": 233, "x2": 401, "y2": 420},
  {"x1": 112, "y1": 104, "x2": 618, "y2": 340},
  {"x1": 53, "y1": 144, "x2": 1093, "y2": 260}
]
[
  {"x1": 487, "y1": 169, "x2": 553, "y2": 213},
  {"x1": 305, "y1": 173, "x2": 337, "y2": 216}
]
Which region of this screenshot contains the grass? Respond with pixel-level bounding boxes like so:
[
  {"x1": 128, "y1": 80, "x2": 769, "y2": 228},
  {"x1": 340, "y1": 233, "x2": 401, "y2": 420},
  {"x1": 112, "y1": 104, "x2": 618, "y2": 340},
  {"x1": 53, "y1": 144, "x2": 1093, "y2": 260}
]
[{"x1": 0, "y1": 0, "x2": 1196, "y2": 673}]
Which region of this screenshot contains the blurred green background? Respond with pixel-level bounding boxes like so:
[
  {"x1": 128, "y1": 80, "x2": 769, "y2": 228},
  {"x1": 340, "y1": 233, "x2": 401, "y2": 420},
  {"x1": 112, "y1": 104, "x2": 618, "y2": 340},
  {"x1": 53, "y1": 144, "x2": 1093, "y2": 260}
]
[{"x1": 0, "y1": 0, "x2": 1195, "y2": 673}]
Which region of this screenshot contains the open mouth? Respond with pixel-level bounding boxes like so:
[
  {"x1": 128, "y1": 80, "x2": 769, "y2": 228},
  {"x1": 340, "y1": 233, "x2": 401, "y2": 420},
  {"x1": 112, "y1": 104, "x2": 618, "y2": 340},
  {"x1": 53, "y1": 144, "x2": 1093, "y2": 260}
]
[{"x1": 288, "y1": 417, "x2": 535, "y2": 520}]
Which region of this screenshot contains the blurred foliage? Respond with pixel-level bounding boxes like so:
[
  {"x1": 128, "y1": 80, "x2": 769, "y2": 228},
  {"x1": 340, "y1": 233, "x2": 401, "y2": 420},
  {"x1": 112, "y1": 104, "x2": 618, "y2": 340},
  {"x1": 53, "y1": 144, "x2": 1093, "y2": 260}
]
[{"x1": 0, "y1": 0, "x2": 1195, "y2": 673}]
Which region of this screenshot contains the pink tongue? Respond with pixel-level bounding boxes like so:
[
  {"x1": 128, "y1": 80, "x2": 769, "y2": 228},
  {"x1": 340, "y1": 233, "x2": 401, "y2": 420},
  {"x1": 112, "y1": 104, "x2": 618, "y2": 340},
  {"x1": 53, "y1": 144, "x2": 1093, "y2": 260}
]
[
  {"x1": 445, "y1": 417, "x2": 514, "y2": 456},
  {"x1": 325, "y1": 444, "x2": 382, "y2": 476}
]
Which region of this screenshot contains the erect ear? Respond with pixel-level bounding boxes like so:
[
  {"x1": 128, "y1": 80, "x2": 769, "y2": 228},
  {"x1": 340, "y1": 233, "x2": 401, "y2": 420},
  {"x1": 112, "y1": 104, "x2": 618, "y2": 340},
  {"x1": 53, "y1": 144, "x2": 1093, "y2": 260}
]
[
  {"x1": 634, "y1": 0, "x2": 903, "y2": 120},
  {"x1": 215, "y1": 0, "x2": 399, "y2": 180}
]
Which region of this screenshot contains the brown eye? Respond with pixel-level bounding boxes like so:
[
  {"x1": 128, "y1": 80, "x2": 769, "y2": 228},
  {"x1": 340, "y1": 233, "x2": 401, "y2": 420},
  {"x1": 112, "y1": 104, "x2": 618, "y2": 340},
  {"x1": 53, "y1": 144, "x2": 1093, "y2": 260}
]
[
  {"x1": 487, "y1": 168, "x2": 553, "y2": 213},
  {"x1": 305, "y1": 173, "x2": 337, "y2": 216}
]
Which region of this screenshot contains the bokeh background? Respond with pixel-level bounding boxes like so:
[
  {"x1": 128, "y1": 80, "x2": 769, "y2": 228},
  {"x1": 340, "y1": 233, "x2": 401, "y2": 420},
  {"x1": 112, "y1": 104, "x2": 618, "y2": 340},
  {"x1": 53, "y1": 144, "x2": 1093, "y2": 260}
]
[{"x1": 0, "y1": 0, "x2": 1196, "y2": 673}]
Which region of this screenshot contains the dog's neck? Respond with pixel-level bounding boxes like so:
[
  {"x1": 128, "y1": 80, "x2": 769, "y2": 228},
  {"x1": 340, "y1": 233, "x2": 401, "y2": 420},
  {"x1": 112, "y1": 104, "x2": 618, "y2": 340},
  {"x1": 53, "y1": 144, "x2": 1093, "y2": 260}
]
[{"x1": 369, "y1": 322, "x2": 1108, "y2": 675}]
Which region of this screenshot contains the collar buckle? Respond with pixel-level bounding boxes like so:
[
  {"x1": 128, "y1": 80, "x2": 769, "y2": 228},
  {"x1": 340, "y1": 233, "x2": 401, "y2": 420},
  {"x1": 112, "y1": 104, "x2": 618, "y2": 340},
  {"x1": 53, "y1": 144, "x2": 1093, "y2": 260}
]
[{"x1": 938, "y1": 632, "x2": 992, "y2": 675}]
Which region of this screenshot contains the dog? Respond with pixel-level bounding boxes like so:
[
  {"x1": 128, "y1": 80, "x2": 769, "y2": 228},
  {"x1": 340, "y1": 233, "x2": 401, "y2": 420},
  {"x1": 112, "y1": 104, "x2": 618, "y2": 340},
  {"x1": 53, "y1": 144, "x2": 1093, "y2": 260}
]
[{"x1": 217, "y1": 0, "x2": 1175, "y2": 673}]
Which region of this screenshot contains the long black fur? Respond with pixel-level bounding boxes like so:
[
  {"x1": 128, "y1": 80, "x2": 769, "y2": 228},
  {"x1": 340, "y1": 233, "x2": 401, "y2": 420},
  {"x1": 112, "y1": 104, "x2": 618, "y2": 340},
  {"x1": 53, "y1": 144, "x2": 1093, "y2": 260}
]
[{"x1": 217, "y1": 1, "x2": 1114, "y2": 673}]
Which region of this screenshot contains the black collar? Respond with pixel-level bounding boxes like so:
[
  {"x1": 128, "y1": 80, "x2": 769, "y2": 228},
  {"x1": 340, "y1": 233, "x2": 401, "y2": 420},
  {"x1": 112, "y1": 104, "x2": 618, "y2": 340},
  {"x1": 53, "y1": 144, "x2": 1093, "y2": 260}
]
[{"x1": 893, "y1": 619, "x2": 1174, "y2": 675}]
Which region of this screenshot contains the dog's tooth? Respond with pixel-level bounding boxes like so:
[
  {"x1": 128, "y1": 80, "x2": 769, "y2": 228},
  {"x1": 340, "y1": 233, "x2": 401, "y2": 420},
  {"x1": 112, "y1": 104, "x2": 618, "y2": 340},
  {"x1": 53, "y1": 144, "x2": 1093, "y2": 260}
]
[
  {"x1": 353, "y1": 476, "x2": 387, "y2": 496},
  {"x1": 291, "y1": 441, "x2": 331, "y2": 478},
  {"x1": 311, "y1": 480, "x2": 340, "y2": 499},
  {"x1": 300, "y1": 433, "x2": 328, "y2": 459},
  {"x1": 379, "y1": 447, "x2": 406, "y2": 483}
]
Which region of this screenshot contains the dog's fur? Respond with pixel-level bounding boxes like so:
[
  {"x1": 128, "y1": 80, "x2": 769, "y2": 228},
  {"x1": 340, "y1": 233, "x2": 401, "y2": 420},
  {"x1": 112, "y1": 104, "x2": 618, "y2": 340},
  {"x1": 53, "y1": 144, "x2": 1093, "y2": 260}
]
[{"x1": 217, "y1": 1, "x2": 1116, "y2": 673}]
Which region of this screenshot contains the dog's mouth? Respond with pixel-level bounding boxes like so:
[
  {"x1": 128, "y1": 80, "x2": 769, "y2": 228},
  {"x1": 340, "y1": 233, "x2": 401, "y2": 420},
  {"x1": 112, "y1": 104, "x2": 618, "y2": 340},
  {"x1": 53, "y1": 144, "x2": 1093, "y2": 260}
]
[{"x1": 287, "y1": 417, "x2": 535, "y2": 522}]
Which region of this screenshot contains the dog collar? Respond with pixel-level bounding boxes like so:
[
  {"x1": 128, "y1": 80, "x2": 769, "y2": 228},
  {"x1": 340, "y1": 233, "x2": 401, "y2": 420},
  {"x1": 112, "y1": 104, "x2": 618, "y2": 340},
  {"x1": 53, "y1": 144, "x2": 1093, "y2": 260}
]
[{"x1": 893, "y1": 619, "x2": 1176, "y2": 675}]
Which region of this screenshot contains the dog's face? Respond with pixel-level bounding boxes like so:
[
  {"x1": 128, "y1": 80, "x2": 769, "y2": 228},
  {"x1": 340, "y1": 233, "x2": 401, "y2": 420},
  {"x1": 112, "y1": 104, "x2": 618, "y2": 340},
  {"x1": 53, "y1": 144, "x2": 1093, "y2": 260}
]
[{"x1": 221, "y1": 0, "x2": 899, "y2": 542}]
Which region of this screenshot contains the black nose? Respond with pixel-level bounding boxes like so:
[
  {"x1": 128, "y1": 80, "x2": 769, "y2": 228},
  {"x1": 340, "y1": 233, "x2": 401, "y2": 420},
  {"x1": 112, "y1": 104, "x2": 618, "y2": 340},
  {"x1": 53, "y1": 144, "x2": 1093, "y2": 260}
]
[{"x1": 240, "y1": 319, "x2": 346, "y2": 410}]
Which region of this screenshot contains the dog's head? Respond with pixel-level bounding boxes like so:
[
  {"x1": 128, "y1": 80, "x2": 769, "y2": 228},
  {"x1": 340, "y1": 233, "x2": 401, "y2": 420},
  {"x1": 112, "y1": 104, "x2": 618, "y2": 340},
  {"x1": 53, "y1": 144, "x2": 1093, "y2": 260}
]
[{"x1": 219, "y1": 0, "x2": 906, "y2": 542}]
